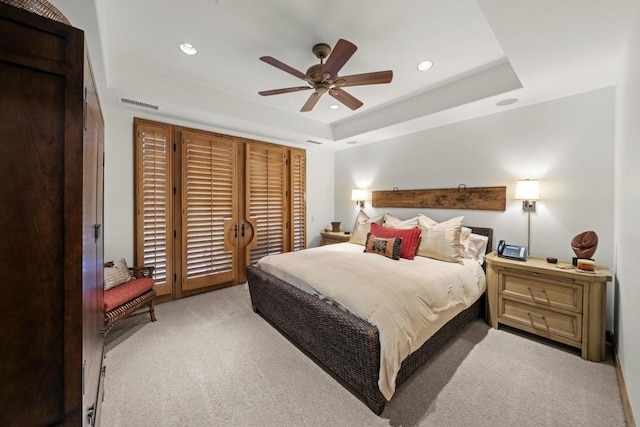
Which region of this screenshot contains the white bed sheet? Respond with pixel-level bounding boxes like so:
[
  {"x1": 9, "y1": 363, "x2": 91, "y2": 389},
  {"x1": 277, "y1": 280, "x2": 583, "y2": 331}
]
[{"x1": 256, "y1": 242, "x2": 486, "y2": 400}]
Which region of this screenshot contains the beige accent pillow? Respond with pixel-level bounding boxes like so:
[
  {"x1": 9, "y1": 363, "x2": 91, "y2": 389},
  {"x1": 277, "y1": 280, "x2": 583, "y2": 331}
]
[
  {"x1": 383, "y1": 213, "x2": 418, "y2": 229},
  {"x1": 417, "y1": 213, "x2": 437, "y2": 228},
  {"x1": 417, "y1": 216, "x2": 464, "y2": 263},
  {"x1": 349, "y1": 210, "x2": 384, "y2": 245},
  {"x1": 104, "y1": 258, "x2": 132, "y2": 290}
]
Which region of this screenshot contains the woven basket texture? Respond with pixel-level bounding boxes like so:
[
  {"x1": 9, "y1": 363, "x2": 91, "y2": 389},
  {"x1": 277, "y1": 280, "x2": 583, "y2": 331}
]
[
  {"x1": 1, "y1": 0, "x2": 70, "y2": 24},
  {"x1": 247, "y1": 265, "x2": 483, "y2": 414}
]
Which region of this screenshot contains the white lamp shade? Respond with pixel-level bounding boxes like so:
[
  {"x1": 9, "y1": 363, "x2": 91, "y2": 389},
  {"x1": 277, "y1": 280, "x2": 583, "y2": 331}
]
[
  {"x1": 515, "y1": 180, "x2": 539, "y2": 200},
  {"x1": 351, "y1": 189, "x2": 367, "y2": 201}
]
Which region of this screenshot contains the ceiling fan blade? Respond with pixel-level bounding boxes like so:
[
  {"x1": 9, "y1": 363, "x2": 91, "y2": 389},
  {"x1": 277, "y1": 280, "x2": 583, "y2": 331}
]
[
  {"x1": 301, "y1": 91, "x2": 322, "y2": 112},
  {"x1": 338, "y1": 70, "x2": 393, "y2": 87},
  {"x1": 260, "y1": 56, "x2": 308, "y2": 81},
  {"x1": 329, "y1": 87, "x2": 363, "y2": 110},
  {"x1": 321, "y1": 39, "x2": 357, "y2": 79},
  {"x1": 259, "y1": 86, "x2": 311, "y2": 96}
]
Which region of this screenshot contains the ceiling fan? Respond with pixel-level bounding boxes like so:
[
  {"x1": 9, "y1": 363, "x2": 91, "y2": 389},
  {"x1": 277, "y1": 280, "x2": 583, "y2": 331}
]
[{"x1": 259, "y1": 39, "x2": 393, "y2": 112}]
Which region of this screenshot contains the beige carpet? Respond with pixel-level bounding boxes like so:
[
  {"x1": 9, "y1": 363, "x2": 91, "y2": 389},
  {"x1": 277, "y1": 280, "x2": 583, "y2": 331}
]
[{"x1": 101, "y1": 284, "x2": 625, "y2": 426}]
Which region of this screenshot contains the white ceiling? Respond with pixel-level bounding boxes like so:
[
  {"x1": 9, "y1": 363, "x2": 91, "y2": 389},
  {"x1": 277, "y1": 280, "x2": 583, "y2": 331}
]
[{"x1": 52, "y1": 0, "x2": 636, "y2": 149}]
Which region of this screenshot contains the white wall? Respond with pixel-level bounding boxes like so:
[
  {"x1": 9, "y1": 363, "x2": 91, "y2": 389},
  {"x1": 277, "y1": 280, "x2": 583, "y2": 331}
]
[
  {"x1": 305, "y1": 147, "x2": 335, "y2": 248},
  {"x1": 615, "y1": 3, "x2": 640, "y2": 420},
  {"x1": 335, "y1": 88, "x2": 616, "y2": 327},
  {"x1": 102, "y1": 105, "x2": 335, "y2": 263}
]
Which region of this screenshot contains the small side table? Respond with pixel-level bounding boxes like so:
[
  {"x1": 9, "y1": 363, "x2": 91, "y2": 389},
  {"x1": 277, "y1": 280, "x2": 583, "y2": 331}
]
[
  {"x1": 321, "y1": 231, "x2": 350, "y2": 246},
  {"x1": 484, "y1": 251, "x2": 611, "y2": 362}
]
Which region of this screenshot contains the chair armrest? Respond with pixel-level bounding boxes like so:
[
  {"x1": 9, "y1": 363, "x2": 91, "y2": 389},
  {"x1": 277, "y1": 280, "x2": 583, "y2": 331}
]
[{"x1": 128, "y1": 266, "x2": 155, "y2": 279}]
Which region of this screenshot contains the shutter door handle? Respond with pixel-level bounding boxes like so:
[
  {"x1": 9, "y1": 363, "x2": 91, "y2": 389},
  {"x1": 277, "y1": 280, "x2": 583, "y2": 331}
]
[
  {"x1": 234, "y1": 224, "x2": 238, "y2": 238},
  {"x1": 94, "y1": 223, "x2": 102, "y2": 242},
  {"x1": 87, "y1": 403, "x2": 96, "y2": 426},
  {"x1": 241, "y1": 223, "x2": 245, "y2": 237}
]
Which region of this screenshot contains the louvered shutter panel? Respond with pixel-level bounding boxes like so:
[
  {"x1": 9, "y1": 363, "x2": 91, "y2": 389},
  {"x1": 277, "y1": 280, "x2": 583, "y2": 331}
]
[
  {"x1": 135, "y1": 122, "x2": 173, "y2": 296},
  {"x1": 182, "y1": 132, "x2": 237, "y2": 290},
  {"x1": 290, "y1": 148, "x2": 306, "y2": 251},
  {"x1": 246, "y1": 143, "x2": 286, "y2": 264}
]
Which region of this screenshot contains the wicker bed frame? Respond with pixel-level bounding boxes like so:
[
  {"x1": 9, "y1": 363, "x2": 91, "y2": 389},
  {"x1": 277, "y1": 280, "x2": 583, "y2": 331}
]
[{"x1": 247, "y1": 226, "x2": 493, "y2": 414}]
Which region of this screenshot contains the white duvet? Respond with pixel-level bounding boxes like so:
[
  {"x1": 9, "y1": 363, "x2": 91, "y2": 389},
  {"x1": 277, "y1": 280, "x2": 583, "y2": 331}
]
[{"x1": 256, "y1": 242, "x2": 486, "y2": 400}]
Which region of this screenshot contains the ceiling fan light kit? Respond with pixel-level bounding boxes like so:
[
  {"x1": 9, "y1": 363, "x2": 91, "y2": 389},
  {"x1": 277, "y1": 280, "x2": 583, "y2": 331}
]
[{"x1": 259, "y1": 39, "x2": 393, "y2": 112}]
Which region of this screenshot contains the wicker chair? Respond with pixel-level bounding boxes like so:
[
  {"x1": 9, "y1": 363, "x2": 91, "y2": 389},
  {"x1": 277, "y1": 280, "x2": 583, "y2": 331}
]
[{"x1": 103, "y1": 263, "x2": 157, "y2": 336}]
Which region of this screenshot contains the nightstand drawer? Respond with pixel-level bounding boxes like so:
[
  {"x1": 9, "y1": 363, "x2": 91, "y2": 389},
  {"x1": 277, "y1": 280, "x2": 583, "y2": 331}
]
[
  {"x1": 499, "y1": 298, "x2": 582, "y2": 343},
  {"x1": 500, "y1": 270, "x2": 583, "y2": 313},
  {"x1": 321, "y1": 232, "x2": 350, "y2": 245}
]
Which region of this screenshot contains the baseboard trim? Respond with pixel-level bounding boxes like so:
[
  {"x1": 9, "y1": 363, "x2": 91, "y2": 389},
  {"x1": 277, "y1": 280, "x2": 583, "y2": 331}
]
[{"x1": 612, "y1": 333, "x2": 636, "y2": 427}]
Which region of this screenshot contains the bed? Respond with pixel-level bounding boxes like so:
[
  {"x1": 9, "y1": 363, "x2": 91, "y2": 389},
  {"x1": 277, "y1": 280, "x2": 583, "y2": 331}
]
[{"x1": 247, "y1": 223, "x2": 493, "y2": 414}]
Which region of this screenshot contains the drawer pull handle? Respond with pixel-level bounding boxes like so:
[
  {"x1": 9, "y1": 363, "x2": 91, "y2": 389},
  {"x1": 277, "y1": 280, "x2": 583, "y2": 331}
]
[
  {"x1": 528, "y1": 286, "x2": 545, "y2": 294},
  {"x1": 527, "y1": 312, "x2": 545, "y2": 320}
]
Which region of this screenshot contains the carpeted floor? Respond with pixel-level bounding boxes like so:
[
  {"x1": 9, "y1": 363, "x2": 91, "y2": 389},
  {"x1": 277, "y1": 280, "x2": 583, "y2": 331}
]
[{"x1": 100, "y1": 284, "x2": 625, "y2": 426}]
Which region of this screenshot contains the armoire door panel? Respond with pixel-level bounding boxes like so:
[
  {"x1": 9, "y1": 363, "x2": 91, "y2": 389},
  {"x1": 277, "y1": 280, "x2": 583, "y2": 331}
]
[
  {"x1": 0, "y1": 57, "x2": 67, "y2": 427},
  {"x1": 181, "y1": 132, "x2": 238, "y2": 291},
  {"x1": 135, "y1": 121, "x2": 174, "y2": 297},
  {"x1": 82, "y1": 49, "x2": 105, "y2": 426}
]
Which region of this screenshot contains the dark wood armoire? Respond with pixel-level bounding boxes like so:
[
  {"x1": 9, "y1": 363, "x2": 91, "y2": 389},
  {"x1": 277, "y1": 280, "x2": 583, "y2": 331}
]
[{"x1": 0, "y1": 2, "x2": 105, "y2": 426}]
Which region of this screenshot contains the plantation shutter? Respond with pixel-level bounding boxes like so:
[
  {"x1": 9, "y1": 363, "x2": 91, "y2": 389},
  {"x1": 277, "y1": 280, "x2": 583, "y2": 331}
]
[
  {"x1": 181, "y1": 132, "x2": 238, "y2": 290},
  {"x1": 134, "y1": 121, "x2": 173, "y2": 296},
  {"x1": 289, "y1": 148, "x2": 306, "y2": 251},
  {"x1": 135, "y1": 119, "x2": 306, "y2": 299},
  {"x1": 246, "y1": 143, "x2": 286, "y2": 265}
]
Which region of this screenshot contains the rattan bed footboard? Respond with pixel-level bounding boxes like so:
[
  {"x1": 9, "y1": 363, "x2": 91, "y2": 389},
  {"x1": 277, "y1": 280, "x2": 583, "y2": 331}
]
[
  {"x1": 247, "y1": 225, "x2": 492, "y2": 414},
  {"x1": 247, "y1": 265, "x2": 484, "y2": 414}
]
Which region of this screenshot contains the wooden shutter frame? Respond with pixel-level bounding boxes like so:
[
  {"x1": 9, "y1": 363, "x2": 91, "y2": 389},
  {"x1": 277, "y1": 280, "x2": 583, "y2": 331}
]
[
  {"x1": 180, "y1": 130, "x2": 238, "y2": 291},
  {"x1": 134, "y1": 118, "x2": 174, "y2": 297},
  {"x1": 245, "y1": 142, "x2": 287, "y2": 265},
  {"x1": 289, "y1": 148, "x2": 306, "y2": 251}
]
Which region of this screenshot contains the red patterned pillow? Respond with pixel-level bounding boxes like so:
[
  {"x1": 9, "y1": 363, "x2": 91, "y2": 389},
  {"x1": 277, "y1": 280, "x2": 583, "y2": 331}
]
[
  {"x1": 370, "y1": 223, "x2": 421, "y2": 260},
  {"x1": 364, "y1": 233, "x2": 402, "y2": 260}
]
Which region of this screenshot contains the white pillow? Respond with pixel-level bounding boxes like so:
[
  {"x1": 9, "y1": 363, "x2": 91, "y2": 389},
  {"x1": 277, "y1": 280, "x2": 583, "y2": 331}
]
[
  {"x1": 463, "y1": 233, "x2": 489, "y2": 265},
  {"x1": 383, "y1": 213, "x2": 418, "y2": 229},
  {"x1": 460, "y1": 226, "x2": 472, "y2": 242},
  {"x1": 416, "y1": 216, "x2": 464, "y2": 263},
  {"x1": 349, "y1": 210, "x2": 384, "y2": 245},
  {"x1": 104, "y1": 258, "x2": 132, "y2": 290}
]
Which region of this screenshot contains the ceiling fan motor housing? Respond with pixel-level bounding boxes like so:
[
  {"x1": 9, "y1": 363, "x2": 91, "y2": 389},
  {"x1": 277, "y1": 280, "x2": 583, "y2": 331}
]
[{"x1": 306, "y1": 63, "x2": 325, "y2": 83}]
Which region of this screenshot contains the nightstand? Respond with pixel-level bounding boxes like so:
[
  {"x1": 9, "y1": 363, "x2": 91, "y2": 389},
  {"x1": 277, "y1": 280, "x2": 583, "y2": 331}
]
[
  {"x1": 321, "y1": 231, "x2": 350, "y2": 245},
  {"x1": 484, "y1": 252, "x2": 611, "y2": 362}
]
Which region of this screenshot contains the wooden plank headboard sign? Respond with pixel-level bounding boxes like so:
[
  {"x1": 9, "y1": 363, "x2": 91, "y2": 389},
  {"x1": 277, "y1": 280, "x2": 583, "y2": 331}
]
[{"x1": 371, "y1": 185, "x2": 506, "y2": 211}]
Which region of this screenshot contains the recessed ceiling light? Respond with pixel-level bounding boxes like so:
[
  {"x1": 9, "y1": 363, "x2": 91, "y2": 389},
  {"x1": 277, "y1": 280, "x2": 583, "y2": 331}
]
[
  {"x1": 329, "y1": 104, "x2": 340, "y2": 110},
  {"x1": 417, "y1": 60, "x2": 433, "y2": 71},
  {"x1": 179, "y1": 43, "x2": 198, "y2": 56},
  {"x1": 346, "y1": 141, "x2": 357, "y2": 145},
  {"x1": 496, "y1": 98, "x2": 518, "y2": 106}
]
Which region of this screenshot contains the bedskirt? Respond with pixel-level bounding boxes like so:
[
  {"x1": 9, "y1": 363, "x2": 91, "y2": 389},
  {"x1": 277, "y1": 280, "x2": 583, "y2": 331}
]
[{"x1": 246, "y1": 265, "x2": 484, "y2": 414}]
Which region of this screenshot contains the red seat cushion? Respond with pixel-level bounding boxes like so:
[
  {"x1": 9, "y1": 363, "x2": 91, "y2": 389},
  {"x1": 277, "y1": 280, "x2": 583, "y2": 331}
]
[
  {"x1": 104, "y1": 278, "x2": 154, "y2": 312},
  {"x1": 369, "y1": 223, "x2": 422, "y2": 260}
]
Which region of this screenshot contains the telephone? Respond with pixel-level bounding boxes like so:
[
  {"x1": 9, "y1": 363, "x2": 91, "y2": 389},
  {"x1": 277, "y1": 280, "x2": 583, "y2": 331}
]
[{"x1": 497, "y1": 240, "x2": 527, "y2": 261}]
